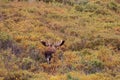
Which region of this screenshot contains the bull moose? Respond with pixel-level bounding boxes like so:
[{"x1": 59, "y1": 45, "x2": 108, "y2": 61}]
[{"x1": 41, "y1": 40, "x2": 65, "y2": 64}]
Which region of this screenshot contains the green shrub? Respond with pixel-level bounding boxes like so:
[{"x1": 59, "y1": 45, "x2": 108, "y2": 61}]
[
  {"x1": 42, "y1": 0, "x2": 53, "y2": 3},
  {"x1": 75, "y1": 1, "x2": 112, "y2": 15},
  {"x1": 68, "y1": 0, "x2": 89, "y2": 5},
  {"x1": 67, "y1": 74, "x2": 79, "y2": 80},
  {"x1": 91, "y1": 59, "x2": 104, "y2": 69},
  {"x1": 75, "y1": 2, "x2": 99, "y2": 12},
  {"x1": 79, "y1": 49, "x2": 92, "y2": 56},
  {"x1": 84, "y1": 3, "x2": 99, "y2": 12},
  {"x1": 0, "y1": 32, "x2": 12, "y2": 42},
  {"x1": 83, "y1": 59, "x2": 104, "y2": 74},
  {"x1": 0, "y1": 32, "x2": 13, "y2": 49},
  {"x1": 77, "y1": 0, "x2": 89, "y2": 4},
  {"x1": 107, "y1": 1, "x2": 120, "y2": 13},
  {"x1": 75, "y1": 5, "x2": 84, "y2": 12}
]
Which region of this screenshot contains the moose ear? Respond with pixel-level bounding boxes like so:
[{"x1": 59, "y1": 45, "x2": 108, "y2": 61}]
[
  {"x1": 41, "y1": 40, "x2": 48, "y2": 46},
  {"x1": 54, "y1": 40, "x2": 65, "y2": 47}
]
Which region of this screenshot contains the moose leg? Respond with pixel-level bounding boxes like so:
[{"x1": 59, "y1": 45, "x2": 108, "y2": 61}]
[
  {"x1": 46, "y1": 57, "x2": 50, "y2": 64},
  {"x1": 45, "y1": 53, "x2": 52, "y2": 64}
]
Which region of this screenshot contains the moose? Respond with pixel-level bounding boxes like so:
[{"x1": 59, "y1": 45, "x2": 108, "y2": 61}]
[{"x1": 41, "y1": 40, "x2": 65, "y2": 64}]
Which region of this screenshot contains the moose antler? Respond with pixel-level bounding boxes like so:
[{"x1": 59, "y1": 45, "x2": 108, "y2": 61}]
[
  {"x1": 41, "y1": 40, "x2": 52, "y2": 46},
  {"x1": 54, "y1": 40, "x2": 65, "y2": 47},
  {"x1": 41, "y1": 40, "x2": 47, "y2": 46}
]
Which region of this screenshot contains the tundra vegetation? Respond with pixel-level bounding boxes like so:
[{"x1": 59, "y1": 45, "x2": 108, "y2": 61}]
[{"x1": 0, "y1": 0, "x2": 120, "y2": 80}]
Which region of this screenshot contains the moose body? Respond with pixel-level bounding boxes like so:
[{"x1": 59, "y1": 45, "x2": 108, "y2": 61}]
[{"x1": 41, "y1": 40, "x2": 65, "y2": 64}]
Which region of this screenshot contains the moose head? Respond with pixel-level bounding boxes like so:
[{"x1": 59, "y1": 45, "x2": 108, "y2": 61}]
[{"x1": 41, "y1": 40, "x2": 65, "y2": 64}]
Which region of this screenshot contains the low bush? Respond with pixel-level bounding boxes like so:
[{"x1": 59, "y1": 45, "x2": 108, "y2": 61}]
[
  {"x1": 28, "y1": 46, "x2": 45, "y2": 62},
  {"x1": 21, "y1": 57, "x2": 34, "y2": 70},
  {"x1": 83, "y1": 59, "x2": 104, "y2": 74},
  {"x1": 67, "y1": 74, "x2": 79, "y2": 80},
  {"x1": 107, "y1": 1, "x2": 120, "y2": 13},
  {"x1": 0, "y1": 32, "x2": 13, "y2": 49},
  {"x1": 3, "y1": 71, "x2": 32, "y2": 80}
]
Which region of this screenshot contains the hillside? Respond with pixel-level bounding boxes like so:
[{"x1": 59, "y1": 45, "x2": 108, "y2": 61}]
[{"x1": 0, "y1": 0, "x2": 120, "y2": 80}]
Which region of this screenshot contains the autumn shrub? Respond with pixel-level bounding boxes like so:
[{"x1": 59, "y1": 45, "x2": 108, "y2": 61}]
[
  {"x1": 0, "y1": 49, "x2": 20, "y2": 71},
  {"x1": 11, "y1": 43, "x2": 24, "y2": 56},
  {"x1": 97, "y1": 46, "x2": 120, "y2": 71},
  {"x1": 107, "y1": 1, "x2": 120, "y2": 13},
  {"x1": 47, "y1": 13, "x2": 63, "y2": 21},
  {"x1": 3, "y1": 71, "x2": 32, "y2": 80},
  {"x1": 58, "y1": 64, "x2": 76, "y2": 74},
  {"x1": 86, "y1": 38, "x2": 104, "y2": 49},
  {"x1": 21, "y1": 57, "x2": 34, "y2": 70},
  {"x1": 0, "y1": 32, "x2": 13, "y2": 49},
  {"x1": 68, "y1": 38, "x2": 87, "y2": 51},
  {"x1": 78, "y1": 48, "x2": 105, "y2": 74},
  {"x1": 83, "y1": 59, "x2": 104, "y2": 74},
  {"x1": 103, "y1": 38, "x2": 120, "y2": 51},
  {"x1": 0, "y1": 0, "x2": 10, "y2": 3},
  {"x1": 81, "y1": 35, "x2": 120, "y2": 50},
  {"x1": 23, "y1": 7, "x2": 38, "y2": 14},
  {"x1": 80, "y1": 49, "x2": 105, "y2": 74},
  {"x1": 40, "y1": 63, "x2": 61, "y2": 74},
  {"x1": 0, "y1": 68, "x2": 7, "y2": 77},
  {"x1": 28, "y1": 46, "x2": 45, "y2": 62},
  {"x1": 57, "y1": 51, "x2": 81, "y2": 73},
  {"x1": 0, "y1": 56, "x2": 8, "y2": 77},
  {"x1": 84, "y1": 3, "x2": 99, "y2": 12},
  {"x1": 95, "y1": 6, "x2": 112, "y2": 15},
  {"x1": 0, "y1": 32, "x2": 24, "y2": 56},
  {"x1": 68, "y1": 40, "x2": 81, "y2": 51}
]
